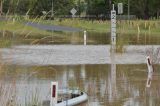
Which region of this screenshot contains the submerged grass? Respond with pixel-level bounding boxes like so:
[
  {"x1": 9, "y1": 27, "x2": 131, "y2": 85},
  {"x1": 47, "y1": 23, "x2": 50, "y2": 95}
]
[
  {"x1": 0, "y1": 20, "x2": 65, "y2": 38},
  {"x1": 0, "y1": 64, "x2": 16, "y2": 106},
  {"x1": 0, "y1": 19, "x2": 75, "y2": 47},
  {"x1": 0, "y1": 16, "x2": 160, "y2": 52},
  {"x1": 0, "y1": 38, "x2": 12, "y2": 48},
  {"x1": 0, "y1": 81, "x2": 44, "y2": 106},
  {"x1": 0, "y1": 16, "x2": 159, "y2": 48},
  {"x1": 0, "y1": 65, "x2": 46, "y2": 106}
]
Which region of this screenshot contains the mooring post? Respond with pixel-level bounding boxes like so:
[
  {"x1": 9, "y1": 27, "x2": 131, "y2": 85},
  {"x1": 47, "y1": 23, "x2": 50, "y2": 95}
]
[
  {"x1": 50, "y1": 82, "x2": 58, "y2": 106},
  {"x1": 111, "y1": 4, "x2": 116, "y2": 51},
  {"x1": 84, "y1": 30, "x2": 87, "y2": 45}
]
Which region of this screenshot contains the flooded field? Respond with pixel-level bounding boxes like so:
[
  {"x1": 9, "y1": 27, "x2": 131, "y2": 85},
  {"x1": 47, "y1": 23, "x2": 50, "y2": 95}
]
[
  {"x1": 0, "y1": 31, "x2": 160, "y2": 106},
  {"x1": 2, "y1": 31, "x2": 160, "y2": 45},
  {"x1": 1, "y1": 45, "x2": 160, "y2": 65},
  {"x1": 0, "y1": 64, "x2": 160, "y2": 106}
]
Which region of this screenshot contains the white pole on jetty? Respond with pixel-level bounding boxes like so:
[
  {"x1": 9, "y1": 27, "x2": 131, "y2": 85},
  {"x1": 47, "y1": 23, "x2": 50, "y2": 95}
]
[
  {"x1": 50, "y1": 82, "x2": 58, "y2": 106},
  {"x1": 84, "y1": 30, "x2": 87, "y2": 45},
  {"x1": 111, "y1": 4, "x2": 116, "y2": 50}
]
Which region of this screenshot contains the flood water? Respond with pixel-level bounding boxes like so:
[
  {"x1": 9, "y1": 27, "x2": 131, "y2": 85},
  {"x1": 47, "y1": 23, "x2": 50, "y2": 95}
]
[
  {"x1": 1, "y1": 64, "x2": 160, "y2": 106},
  {"x1": 0, "y1": 31, "x2": 160, "y2": 106},
  {"x1": 4, "y1": 31, "x2": 160, "y2": 45}
]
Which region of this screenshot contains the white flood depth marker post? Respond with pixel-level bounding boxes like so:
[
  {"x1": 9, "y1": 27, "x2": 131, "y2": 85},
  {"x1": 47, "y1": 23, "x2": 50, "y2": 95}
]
[
  {"x1": 110, "y1": 5, "x2": 117, "y2": 97},
  {"x1": 111, "y1": 4, "x2": 116, "y2": 50},
  {"x1": 50, "y1": 82, "x2": 58, "y2": 106},
  {"x1": 84, "y1": 31, "x2": 87, "y2": 45}
]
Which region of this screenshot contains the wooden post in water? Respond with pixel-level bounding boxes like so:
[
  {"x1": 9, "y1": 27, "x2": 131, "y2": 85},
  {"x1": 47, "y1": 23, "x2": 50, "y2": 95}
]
[{"x1": 111, "y1": 4, "x2": 116, "y2": 51}]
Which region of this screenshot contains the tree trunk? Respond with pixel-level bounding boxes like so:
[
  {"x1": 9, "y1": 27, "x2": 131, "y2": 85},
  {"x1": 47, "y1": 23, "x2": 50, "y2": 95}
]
[
  {"x1": 0, "y1": 0, "x2": 3, "y2": 16},
  {"x1": 144, "y1": 0, "x2": 149, "y2": 19},
  {"x1": 157, "y1": 9, "x2": 160, "y2": 19}
]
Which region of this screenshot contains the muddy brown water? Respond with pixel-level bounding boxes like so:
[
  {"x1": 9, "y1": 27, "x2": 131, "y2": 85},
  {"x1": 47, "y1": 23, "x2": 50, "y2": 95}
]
[
  {"x1": 0, "y1": 64, "x2": 160, "y2": 106},
  {"x1": 2, "y1": 31, "x2": 160, "y2": 45},
  {"x1": 0, "y1": 31, "x2": 160, "y2": 106}
]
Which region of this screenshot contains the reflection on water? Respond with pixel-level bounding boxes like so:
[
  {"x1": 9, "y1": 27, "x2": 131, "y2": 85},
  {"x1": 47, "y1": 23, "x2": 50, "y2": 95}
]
[
  {"x1": 0, "y1": 64, "x2": 160, "y2": 106},
  {"x1": 49, "y1": 32, "x2": 160, "y2": 45},
  {"x1": 1, "y1": 31, "x2": 160, "y2": 46},
  {"x1": 146, "y1": 71, "x2": 153, "y2": 88},
  {"x1": 109, "y1": 45, "x2": 117, "y2": 103}
]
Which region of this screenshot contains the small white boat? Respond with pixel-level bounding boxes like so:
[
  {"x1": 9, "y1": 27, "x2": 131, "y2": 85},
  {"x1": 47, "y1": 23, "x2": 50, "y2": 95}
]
[
  {"x1": 43, "y1": 89, "x2": 88, "y2": 106},
  {"x1": 56, "y1": 90, "x2": 88, "y2": 106}
]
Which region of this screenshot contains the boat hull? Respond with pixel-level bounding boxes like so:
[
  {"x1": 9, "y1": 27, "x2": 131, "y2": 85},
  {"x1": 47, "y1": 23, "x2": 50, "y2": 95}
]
[{"x1": 56, "y1": 92, "x2": 88, "y2": 106}]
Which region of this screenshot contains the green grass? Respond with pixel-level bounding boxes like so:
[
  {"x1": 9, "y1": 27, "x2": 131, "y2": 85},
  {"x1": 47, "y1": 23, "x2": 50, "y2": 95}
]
[
  {"x1": 0, "y1": 17, "x2": 160, "y2": 49},
  {"x1": 0, "y1": 39, "x2": 12, "y2": 48},
  {"x1": 27, "y1": 18, "x2": 160, "y2": 35},
  {"x1": 27, "y1": 18, "x2": 110, "y2": 33},
  {"x1": 1, "y1": 17, "x2": 160, "y2": 36},
  {"x1": 0, "y1": 20, "x2": 75, "y2": 47},
  {"x1": 0, "y1": 21, "x2": 61, "y2": 37}
]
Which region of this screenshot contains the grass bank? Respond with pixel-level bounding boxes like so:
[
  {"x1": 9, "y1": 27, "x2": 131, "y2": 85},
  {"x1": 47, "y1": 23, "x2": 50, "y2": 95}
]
[
  {"x1": 0, "y1": 17, "x2": 160, "y2": 48},
  {"x1": 0, "y1": 20, "x2": 74, "y2": 47},
  {"x1": 0, "y1": 20, "x2": 69, "y2": 38},
  {"x1": 29, "y1": 18, "x2": 160, "y2": 35}
]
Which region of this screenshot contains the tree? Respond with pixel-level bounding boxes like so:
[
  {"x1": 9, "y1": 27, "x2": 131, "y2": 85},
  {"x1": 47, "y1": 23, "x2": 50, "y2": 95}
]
[
  {"x1": 149, "y1": 0, "x2": 160, "y2": 18},
  {"x1": 3, "y1": 0, "x2": 21, "y2": 15},
  {"x1": 1, "y1": 0, "x2": 160, "y2": 19},
  {"x1": 0, "y1": 0, "x2": 2, "y2": 16},
  {"x1": 16, "y1": 0, "x2": 30, "y2": 15},
  {"x1": 74, "y1": 0, "x2": 86, "y2": 16},
  {"x1": 85, "y1": 0, "x2": 109, "y2": 17},
  {"x1": 30, "y1": 0, "x2": 75, "y2": 17}
]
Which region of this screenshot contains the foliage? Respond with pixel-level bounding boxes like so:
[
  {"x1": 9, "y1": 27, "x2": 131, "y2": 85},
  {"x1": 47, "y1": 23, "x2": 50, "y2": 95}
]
[
  {"x1": 130, "y1": 0, "x2": 160, "y2": 19},
  {"x1": 85, "y1": 0, "x2": 109, "y2": 16},
  {"x1": 1, "y1": 0, "x2": 160, "y2": 19}
]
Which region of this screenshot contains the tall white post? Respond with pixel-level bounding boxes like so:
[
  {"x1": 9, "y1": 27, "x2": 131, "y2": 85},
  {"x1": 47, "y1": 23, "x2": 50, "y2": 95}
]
[
  {"x1": 110, "y1": 5, "x2": 117, "y2": 99},
  {"x1": 111, "y1": 4, "x2": 116, "y2": 50},
  {"x1": 84, "y1": 30, "x2": 87, "y2": 45},
  {"x1": 50, "y1": 82, "x2": 58, "y2": 106}
]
